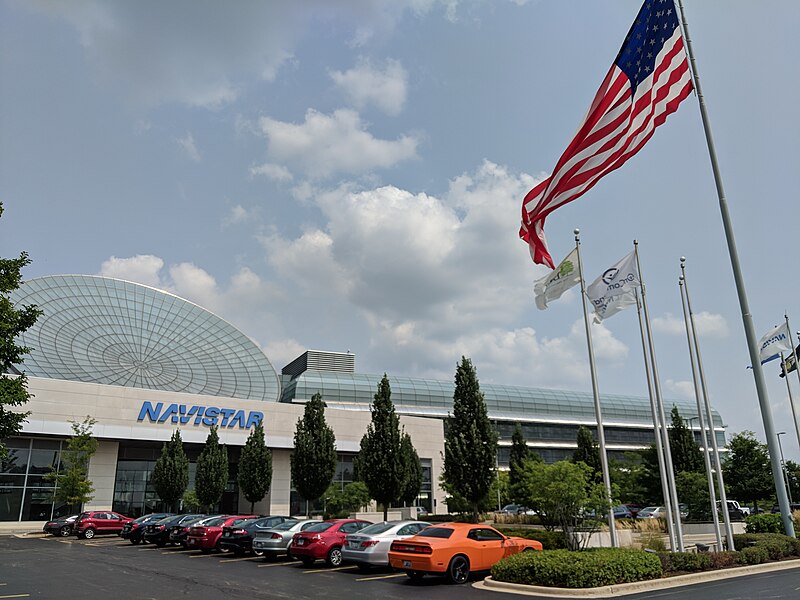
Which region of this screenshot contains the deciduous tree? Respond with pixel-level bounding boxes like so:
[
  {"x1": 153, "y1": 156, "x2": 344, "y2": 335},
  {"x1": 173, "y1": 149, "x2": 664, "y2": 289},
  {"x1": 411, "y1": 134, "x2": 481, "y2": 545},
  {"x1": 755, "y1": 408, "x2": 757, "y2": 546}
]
[
  {"x1": 722, "y1": 430, "x2": 773, "y2": 512},
  {"x1": 238, "y1": 421, "x2": 272, "y2": 512},
  {"x1": 47, "y1": 417, "x2": 98, "y2": 512},
  {"x1": 573, "y1": 426, "x2": 601, "y2": 480}
]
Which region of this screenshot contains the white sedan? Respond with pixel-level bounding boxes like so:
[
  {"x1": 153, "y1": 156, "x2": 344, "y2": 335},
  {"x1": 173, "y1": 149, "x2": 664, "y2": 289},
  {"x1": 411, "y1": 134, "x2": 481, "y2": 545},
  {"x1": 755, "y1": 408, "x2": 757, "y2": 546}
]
[{"x1": 342, "y1": 520, "x2": 431, "y2": 570}]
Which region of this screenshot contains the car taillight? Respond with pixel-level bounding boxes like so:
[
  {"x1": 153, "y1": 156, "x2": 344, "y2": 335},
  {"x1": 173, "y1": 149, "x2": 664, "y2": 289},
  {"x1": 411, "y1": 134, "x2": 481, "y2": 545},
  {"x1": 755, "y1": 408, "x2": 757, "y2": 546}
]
[
  {"x1": 390, "y1": 543, "x2": 432, "y2": 555},
  {"x1": 270, "y1": 533, "x2": 282, "y2": 539},
  {"x1": 231, "y1": 529, "x2": 246, "y2": 535},
  {"x1": 361, "y1": 540, "x2": 379, "y2": 548},
  {"x1": 157, "y1": 525, "x2": 164, "y2": 530}
]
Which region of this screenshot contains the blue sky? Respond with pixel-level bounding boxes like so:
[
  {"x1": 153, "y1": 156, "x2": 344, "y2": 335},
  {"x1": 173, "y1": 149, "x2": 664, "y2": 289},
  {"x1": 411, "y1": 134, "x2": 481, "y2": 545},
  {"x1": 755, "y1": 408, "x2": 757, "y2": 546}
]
[{"x1": 2, "y1": 1, "x2": 799, "y2": 460}]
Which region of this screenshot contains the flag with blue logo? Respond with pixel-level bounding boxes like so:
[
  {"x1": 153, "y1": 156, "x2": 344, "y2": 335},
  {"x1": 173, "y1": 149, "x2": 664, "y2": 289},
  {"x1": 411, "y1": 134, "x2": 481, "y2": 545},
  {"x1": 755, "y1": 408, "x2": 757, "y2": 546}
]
[{"x1": 758, "y1": 322, "x2": 793, "y2": 365}]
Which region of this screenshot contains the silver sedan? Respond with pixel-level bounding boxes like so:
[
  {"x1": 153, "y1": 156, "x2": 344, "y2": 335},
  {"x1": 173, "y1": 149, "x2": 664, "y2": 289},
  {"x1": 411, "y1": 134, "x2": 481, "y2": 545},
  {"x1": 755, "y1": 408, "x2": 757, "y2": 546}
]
[
  {"x1": 252, "y1": 520, "x2": 319, "y2": 559},
  {"x1": 342, "y1": 520, "x2": 431, "y2": 570}
]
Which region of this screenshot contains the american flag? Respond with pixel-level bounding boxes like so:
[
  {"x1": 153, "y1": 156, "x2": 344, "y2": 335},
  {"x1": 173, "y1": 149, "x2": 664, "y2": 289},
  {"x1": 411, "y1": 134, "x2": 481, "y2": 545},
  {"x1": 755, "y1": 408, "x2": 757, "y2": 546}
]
[{"x1": 520, "y1": 0, "x2": 693, "y2": 269}]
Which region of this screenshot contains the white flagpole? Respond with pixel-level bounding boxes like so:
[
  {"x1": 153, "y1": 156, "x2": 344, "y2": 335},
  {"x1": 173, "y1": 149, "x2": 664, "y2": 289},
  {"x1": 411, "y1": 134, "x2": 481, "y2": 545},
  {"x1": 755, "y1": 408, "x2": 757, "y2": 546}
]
[
  {"x1": 678, "y1": 276, "x2": 722, "y2": 551},
  {"x1": 676, "y1": 0, "x2": 795, "y2": 537},
  {"x1": 634, "y1": 288, "x2": 677, "y2": 552},
  {"x1": 680, "y1": 258, "x2": 735, "y2": 550},
  {"x1": 574, "y1": 229, "x2": 617, "y2": 547},
  {"x1": 634, "y1": 241, "x2": 684, "y2": 551},
  {"x1": 783, "y1": 316, "x2": 800, "y2": 448}
]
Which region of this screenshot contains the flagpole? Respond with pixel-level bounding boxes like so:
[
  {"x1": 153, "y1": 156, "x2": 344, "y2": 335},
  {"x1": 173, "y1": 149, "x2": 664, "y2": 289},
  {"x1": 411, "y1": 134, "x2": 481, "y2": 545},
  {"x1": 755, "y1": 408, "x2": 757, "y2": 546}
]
[
  {"x1": 678, "y1": 277, "x2": 722, "y2": 550},
  {"x1": 680, "y1": 258, "x2": 735, "y2": 550},
  {"x1": 574, "y1": 229, "x2": 618, "y2": 547},
  {"x1": 634, "y1": 289, "x2": 677, "y2": 552},
  {"x1": 676, "y1": 0, "x2": 795, "y2": 537},
  {"x1": 634, "y1": 241, "x2": 684, "y2": 551},
  {"x1": 784, "y1": 316, "x2": 800, "y2": 447}
]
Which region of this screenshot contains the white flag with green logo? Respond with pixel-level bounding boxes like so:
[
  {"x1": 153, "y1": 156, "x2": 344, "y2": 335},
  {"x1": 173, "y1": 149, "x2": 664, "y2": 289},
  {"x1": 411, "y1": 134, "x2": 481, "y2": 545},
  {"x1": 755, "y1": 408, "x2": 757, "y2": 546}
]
[{"x1": 533, "y1": 248, "x2": 581, "y2": 310}]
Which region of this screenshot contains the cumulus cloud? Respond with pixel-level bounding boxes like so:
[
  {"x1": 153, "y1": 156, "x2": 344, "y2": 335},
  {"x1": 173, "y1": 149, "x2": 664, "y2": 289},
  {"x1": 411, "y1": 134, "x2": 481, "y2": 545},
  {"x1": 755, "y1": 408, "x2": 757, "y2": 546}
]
[
  {"x1": 665, "y1": 379, "x2": 696, "y2": 400},
  {"x1": 652, "y1": 312, "x2": 729, "y2": 338},
  {"x1": 256, "y1": 109, "x2": 419, "y2": 179},
  {"x1": 330, "y1": 58, "x2": 408, "y2": 115},
  {"x1": 98, "y1": 255, "x2": 164, "y2": 288},
  {"x1": 250, "y1": 163, "x2": 293, "y2": 182},
  {"x1": 176, "y1": 132, "x2": 201, "y2": 162}
]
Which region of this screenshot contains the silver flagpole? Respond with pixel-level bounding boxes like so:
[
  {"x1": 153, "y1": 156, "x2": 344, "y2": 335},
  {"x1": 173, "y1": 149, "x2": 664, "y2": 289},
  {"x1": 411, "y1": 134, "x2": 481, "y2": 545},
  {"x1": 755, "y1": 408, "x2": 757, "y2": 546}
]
[
  {"x1": 680, "y1": 258, "x2": 735, "y2": 550},
  {"x1": 679, "y1": 275, "x2": 722, "y2": 551},
  {"x1": 634, "y1": 241, "x2": 684, "y2": 551},
  {"x1": 783, "y1": 316, "x2": 800, "y2": 447},
  {"x1": 635, "y1": 288, "x2": 677, "y2": 552},
  {"x1": 676, "y1": 0, "x2": 795, "y2": 536},
  {"x1": 574, "y1": 229, "x2": 617, "y2": 547}
]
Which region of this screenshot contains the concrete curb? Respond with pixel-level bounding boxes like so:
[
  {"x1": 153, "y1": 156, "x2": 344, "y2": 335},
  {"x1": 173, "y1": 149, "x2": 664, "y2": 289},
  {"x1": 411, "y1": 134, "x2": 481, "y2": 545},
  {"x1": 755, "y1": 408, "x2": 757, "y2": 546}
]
[{"x1": 474, "y1": 559, "x2": 800, "y2": 598}]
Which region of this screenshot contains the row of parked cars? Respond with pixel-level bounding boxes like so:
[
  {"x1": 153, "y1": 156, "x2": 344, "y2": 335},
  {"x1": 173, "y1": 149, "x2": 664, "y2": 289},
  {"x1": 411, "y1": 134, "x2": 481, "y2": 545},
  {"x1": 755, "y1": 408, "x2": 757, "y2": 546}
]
[{"x1": 43, "y1": 511, "x2": 543, "y2": 584}]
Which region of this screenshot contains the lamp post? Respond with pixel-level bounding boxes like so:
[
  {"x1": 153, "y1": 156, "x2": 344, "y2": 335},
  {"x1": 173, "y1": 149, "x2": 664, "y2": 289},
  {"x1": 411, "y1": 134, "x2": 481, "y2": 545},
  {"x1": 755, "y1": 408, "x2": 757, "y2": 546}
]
[{"x1": 776, "y1": 432, "x2": 793, "y2": 505}]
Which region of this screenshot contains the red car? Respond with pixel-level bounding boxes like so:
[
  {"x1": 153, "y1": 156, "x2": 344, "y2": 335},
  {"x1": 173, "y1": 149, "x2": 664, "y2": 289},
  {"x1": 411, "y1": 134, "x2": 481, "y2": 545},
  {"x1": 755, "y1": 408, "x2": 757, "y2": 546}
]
[
  {"x1": 73, "y1": 511, "x2": 133, "y2": 539},
  {"x1": 290, "y1": 519, "x2": 372, "y2": 567},
  {"x1": 186, "y1": 515, "x2": 258, "y2": 553}
]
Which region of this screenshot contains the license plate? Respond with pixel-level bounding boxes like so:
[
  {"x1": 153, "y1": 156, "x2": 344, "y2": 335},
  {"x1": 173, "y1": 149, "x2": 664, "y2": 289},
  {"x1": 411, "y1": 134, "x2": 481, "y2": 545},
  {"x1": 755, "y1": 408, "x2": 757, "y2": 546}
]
[
  {"x1": 224, "y1": 532, "x2": 230, "y2": 537},
  {"x1": 403, "y1": 560, "x2": 412, "y2": 568},
  {"x1": 296, "y1": 539, "x2": 305, "y2": 546},
  {"x1": 188, "y1": 539, "x2": 195, "y2": 545},
  {"x1": 348, "y1": 541, "x2": 359, "y2": 549}
]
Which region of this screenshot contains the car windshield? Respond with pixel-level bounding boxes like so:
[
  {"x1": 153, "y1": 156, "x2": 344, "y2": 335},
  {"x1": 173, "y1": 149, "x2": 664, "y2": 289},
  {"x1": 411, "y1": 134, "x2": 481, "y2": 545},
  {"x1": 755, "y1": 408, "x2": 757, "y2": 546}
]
[
  {"x1": 357, "y1": 522, "x2": 395, "y2": 536},
  {"x1": 303, "y1": 522, "x2": 335, "y2": 533},
  {"x1": 416, "y1": 527, "x2": 454, "y2": 539},
  {"x1": 202, "y1": 517, "x2": 228, "y2": 527},
  {"x1": 180, "y1": 515, "x2": 205, "y2": 524},
  {"x1": 132, "y1": 515, "x2": 151, "y2": 524}
]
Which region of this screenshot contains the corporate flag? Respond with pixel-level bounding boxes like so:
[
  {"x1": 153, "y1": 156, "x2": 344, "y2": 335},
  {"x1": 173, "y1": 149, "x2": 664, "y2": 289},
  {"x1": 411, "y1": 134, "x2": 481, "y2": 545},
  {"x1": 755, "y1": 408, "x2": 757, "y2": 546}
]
[
  {"x1": 591, "y1": 290, "x2": 637, "y2": 323},
  {"x1": 519, "y1": 1, "x2": 693, "y2": 268},
  {"x1": 586, "y1": 251, "x2": 641, "y2": 322},
  {"x1": 533, "y1": 248, "x2": 581, "y2": 310},
  {"x1": 758, "y1": 322, "x2": 793, "y2": 365}
]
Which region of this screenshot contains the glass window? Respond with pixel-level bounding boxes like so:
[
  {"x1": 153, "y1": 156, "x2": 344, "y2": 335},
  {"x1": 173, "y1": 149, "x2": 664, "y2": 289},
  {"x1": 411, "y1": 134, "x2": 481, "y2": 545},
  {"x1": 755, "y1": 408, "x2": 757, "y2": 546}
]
[
  {"x1": 417, "y1": 527, "x2": 453, "y2": 539},
  {"x1": 359, "y1": 522, "x2": 395, "y2": 535},
  {"x1": 0, "y1": 488, "x2": 24, "y2": 521},
  {"x1": 1, "y1": 440, "x2": 29, "y2": 475}
]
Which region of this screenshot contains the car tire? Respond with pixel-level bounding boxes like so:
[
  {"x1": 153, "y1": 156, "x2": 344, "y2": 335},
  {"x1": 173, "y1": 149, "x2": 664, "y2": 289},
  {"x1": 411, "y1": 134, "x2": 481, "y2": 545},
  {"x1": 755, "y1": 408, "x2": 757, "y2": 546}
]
[
  {"x1": 59, "y1": 525, "x2": 71, "y2": 537},
  {"x1": 301, "y1": 557, "x2": 315, "y2": 567},
  {"x1": 131, "y1": 538, "x2": 141, "y2": 545},
  {"x1": 446, "y1": 555, "x2": 470, "y2": 585},
  {"x1": 83, "y1": 528, "x2": 96, "y2": 540},
  {"x1": 156, "y1": 540, "x2": 166, "y2": 548},
  {"x1": 326, "y1": 546, "x2": 343, "y2": 567},
  {"x1": 200, "y1": 548, "x2": 212, "y2": 555},
  {"x1": 406, "y1": 570, "x2": 425, "y2": 582},
  {"x1": 253, "y1": 549, "x2": 264, "y2": 557}
]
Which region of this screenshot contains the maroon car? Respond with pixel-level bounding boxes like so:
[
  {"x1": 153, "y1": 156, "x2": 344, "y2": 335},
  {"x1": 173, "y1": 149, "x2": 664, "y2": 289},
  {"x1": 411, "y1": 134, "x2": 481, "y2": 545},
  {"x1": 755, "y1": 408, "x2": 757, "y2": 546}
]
[
  {"x1": 186, "y1": 515, "x2": 258, "y2": 553},
  {"x1": 290, "y1": 519, "x2": 372, "y2": 567},
  {"x1": 74, "y1": 511, "x2": 133, "y2": 539}
]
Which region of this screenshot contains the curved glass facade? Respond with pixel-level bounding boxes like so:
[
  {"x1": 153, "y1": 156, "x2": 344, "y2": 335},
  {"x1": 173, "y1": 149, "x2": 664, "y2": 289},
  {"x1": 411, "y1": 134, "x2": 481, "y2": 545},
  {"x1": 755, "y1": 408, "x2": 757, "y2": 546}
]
[{"x1": 11, "y1": 275, "x2": 280, "y2": 401}]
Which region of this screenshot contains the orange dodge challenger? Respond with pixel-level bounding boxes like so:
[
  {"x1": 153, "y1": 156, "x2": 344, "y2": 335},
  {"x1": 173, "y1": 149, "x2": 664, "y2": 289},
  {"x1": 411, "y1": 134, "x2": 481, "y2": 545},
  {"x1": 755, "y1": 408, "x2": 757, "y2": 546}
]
[{"x1": 388, "y1": 522, "x2": 542, "y2": 584}]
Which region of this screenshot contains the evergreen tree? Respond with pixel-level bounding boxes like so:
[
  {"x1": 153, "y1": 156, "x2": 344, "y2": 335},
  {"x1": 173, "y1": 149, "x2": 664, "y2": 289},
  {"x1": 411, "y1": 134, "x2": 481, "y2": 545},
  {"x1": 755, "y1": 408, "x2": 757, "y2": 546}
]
[
  {"x1": 573, "y1": 426, "x2": 601, "y2": 480},
  {"x1": 291, "y1": 393, "x2": 337, "y2": 515},
  {"x1": 238, "y1": 421, "x2": 273, "y2": 512},
  {"x1": 667, "y1": 406, "x2": 703, "y2": 473},
  {"x1": 0, "y1": 202, "x2": 43, "y2": 458},
  {"x1": 356, "y1": 374, "x2": 403, "y2": 520},
  {"x1": 151, "y1": 429, "x2": 189, "y2": 511},
  {"x1": 46, "y1": 417, "x2": 98, "y2": 512},
  {"x1": 398, "y1": 432, "x2": 423, "y2": 507},
  {"x1": 442, "y1": 356, "x2": 497, "y2": 523},
  {"x1": 509, "y1": 423, "x2": 535, "y2": 503},
  {"x1": 722, "y1": 430, "x2": 773, "y2": 512},
  {"x1": 194, "y1": 426, "x2": 228, "y2": 511}
]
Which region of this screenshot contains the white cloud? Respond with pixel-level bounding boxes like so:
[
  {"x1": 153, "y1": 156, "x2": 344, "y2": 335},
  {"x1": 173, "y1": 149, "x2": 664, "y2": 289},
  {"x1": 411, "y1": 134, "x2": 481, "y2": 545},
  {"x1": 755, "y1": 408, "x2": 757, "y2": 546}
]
[
  {"x1": 257, "y1": 109, "x2": 419, "y2": 178},
  {"x1": 98, "y1": 255, "x2": 164, "y2": 288},
  {"x1": 222, "y1": 204, "x2": 258, "y2": 227},
  {"x1": 652, "y1": 312, "x2": 729, "y2": 338},
  {"x1": 330, "y1": 58, "x2": 408, "y2": 115},
  {"x1": 250, "y1": 163, "x2": 293, "y2": 182},
  {"x1": 665, "y1": 379, "x2": 696, "y2": 400},
  {"x1": 176, "y1": 132, "x2": 201, "y2": 162}
]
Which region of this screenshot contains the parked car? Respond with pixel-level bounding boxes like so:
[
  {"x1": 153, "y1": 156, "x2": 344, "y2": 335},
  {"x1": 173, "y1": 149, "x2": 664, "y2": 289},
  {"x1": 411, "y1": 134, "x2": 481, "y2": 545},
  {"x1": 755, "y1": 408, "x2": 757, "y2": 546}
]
[
  {"x1": 74, "y1": 511, "x2": 133, "y2": 539},
  {"x1": 252, "y1": 520, "x2": 321, "y2": 560},
  {"x1": 144, "y1": 514, "x2": 206, "y2": 547},
  {"x1": 43, "y1": 515, "x2": 79, "y2": 537},
  {"x1": 168, "y1": 515, "x2": 214, "y2": 548},
  {"x1": 342, "y1": 520, "x2": 431, "y2": 570},
  {"x1": 612, "y1": 505, "x2": 634, "y2": 519},
  {"x1": 636, "y1": 506, "x2": 666, "y2": 519},
  {"x1": 186, "y1": 515, "x2": 258, "y2": 553},
  {"x1": 771, "y1": 503, "x2": 800, "y2": 514},
  {"x1": 414, "y1": 507, "x2": 429, "y2": 517},
  {"x1": 622, "y1": 504, "x2": 641, "y2": 518},
  {"x1": 218, "y1": 516, "x2": 296, "y2": 555},
  {"x1": 388, "y1": 523, "x2": 542, "y2": 584},
  {"x1": 497, "y1": 504, "x2": 535, "y2": 515},
  {"x1": 119, "y1": 513, "x2": 173, "y2": 545},
  {"x1": 290, "y1": 518, "x2": 372, "y2": 567}
]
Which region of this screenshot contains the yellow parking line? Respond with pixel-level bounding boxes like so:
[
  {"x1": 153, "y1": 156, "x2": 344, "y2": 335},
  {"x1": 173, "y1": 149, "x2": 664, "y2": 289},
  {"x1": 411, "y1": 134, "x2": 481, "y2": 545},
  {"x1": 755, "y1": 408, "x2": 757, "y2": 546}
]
[
  {"x1": 161, "y1": 549, "x2": 193, "y2": 554},
  {"x1": 188, "y1": 553, "x2": 215, "y2": 558},
  {"x1": 0, "y1": 594, "x2": 31, "y2": 599},
  {"x1": 303, "y1": 565, "x2": 358, "y2": 574},
  {"x1": 355, "y1": 573, "x2": 406, "y2": 582},
  {"x1": 219, "y1": 556, "x2": 262, "y2": 563},
  {"x1": 257, "y1": 561, "x2": 300, "y2": 568}
]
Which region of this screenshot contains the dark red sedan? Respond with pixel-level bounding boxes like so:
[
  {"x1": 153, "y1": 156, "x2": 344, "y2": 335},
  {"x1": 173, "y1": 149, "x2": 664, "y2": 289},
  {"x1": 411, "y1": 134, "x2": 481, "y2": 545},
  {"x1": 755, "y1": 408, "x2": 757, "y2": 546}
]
[
  {"x1": 290, "y1": 519, "x2": 372, "y2": 567},
  {"x1": 186, "y1": 515, "x2": 258, "y2": 553},
  {"x1": 73, "y1": 511, "x2": 133, "y2": 539}
]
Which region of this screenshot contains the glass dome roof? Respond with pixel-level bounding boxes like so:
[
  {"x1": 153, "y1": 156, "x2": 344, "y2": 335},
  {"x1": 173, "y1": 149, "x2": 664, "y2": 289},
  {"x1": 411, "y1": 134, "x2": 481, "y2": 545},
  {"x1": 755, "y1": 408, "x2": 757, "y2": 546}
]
[{"x1": 11, "y1": 275, "x2": 280, "y2": 401}]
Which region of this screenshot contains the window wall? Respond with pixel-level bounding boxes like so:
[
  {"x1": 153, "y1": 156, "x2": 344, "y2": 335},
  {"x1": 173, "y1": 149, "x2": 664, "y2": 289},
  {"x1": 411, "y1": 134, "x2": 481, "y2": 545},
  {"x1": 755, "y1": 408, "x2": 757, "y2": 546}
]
[{"x1": 1, "y1": 437, "x2": 67, "y2": 521}]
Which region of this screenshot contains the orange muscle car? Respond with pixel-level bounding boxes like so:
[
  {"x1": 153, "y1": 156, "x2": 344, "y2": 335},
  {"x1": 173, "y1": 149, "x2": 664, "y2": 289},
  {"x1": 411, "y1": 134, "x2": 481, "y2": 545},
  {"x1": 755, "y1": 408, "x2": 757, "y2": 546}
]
[{"x1": 387, "y1": 522, "x2": 543, "y2": 584}]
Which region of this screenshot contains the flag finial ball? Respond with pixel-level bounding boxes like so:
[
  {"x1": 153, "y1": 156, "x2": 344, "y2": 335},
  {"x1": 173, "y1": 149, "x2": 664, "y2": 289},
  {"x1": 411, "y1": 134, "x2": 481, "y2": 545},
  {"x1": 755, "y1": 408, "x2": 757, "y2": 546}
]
[
  {"x1": 680, "y1": 256, "x2": 686, "y2": 263},
  {"x1": 679, "y1": 275, "x2": 685, "y2": 281},
  {"x1": 574, "y1": 228, "x2": 580, "y2": 235}
]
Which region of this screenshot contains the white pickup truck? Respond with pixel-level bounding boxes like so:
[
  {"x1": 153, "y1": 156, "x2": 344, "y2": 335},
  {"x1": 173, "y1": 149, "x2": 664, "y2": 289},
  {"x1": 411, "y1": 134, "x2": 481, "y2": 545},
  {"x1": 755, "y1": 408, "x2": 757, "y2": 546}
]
[{"x1": 719, "y1": 500, "x2": 750, "y2": 516}]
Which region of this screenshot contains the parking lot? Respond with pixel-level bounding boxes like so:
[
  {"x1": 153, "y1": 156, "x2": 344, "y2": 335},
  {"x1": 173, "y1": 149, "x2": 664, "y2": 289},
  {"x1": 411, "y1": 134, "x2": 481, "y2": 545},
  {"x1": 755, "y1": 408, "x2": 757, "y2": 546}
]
[{"x1": 0, "y1": 533, "x2": 497, "y2": 600}]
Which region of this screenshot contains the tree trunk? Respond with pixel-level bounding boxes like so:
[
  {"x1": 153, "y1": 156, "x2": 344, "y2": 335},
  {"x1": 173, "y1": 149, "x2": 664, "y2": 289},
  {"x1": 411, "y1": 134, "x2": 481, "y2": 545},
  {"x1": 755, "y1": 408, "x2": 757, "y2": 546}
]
[
  {"x1": 251, "y1": 501, "x2": 255, "y2": 513},
  {"x1": 383, "y1": 505, "x2": 388, "y2": 521}
]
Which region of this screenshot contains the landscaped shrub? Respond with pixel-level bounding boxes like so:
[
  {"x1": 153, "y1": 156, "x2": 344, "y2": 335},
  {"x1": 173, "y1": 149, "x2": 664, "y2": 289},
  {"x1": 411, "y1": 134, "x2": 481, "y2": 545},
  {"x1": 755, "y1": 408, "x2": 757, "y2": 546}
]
[
  {"x1": 737, "y1": 545, "x2": 769, "y2": 565},
  {"x1": 639, "y1": 533, "x2": 667, "y2": 552},
  {"x1": 745, "y1": 513, "x2": 784, "y2": 534},
  {"x1": 495, "y1": 528, "x2": 568, "y2": 550},
  {"x1": 708, "y1": 551, "x2": 739, "y2": 569},
  {"x1": 490, "y1": 548, "x2": 662, "y2": 588},
  {"x1": 657, "y1": 551, "x2": 712, "y2": 573},
  {"x1": 733, "y1": 533, "x2": 800, "y2": 558}
]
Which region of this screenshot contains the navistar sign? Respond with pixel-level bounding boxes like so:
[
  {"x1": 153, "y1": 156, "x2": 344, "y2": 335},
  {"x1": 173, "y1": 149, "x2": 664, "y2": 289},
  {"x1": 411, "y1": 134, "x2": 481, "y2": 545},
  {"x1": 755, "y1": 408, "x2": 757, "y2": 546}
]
[{"x1": 137, "y1": 401, "x2": 263, "y2": 429}]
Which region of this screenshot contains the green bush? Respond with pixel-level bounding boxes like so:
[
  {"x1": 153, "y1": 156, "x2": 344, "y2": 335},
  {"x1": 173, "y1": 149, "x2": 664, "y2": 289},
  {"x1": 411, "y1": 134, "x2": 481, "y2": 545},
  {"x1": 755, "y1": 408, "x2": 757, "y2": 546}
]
[
  {"x1": 658, "y1": 551, "x2": 712, "y2": 573},
  {"x1": 495, "y1": 528, "x2": 568, "y2": 550},
  {"x1": 708, "y1": 551, "x2": 739, "y2": 570},
  {"x1": 733, "y1": 533, "x2": 800, "y2": 558},
  {"x1": 491, "y1": 548, "x2": 662, "y2": 588},
  {"x1": 745, "y1": 513, "x2": 784, "y2": 534},
  {"x1": 737, "y1": 545, "x2": 769, "y2": 565}
]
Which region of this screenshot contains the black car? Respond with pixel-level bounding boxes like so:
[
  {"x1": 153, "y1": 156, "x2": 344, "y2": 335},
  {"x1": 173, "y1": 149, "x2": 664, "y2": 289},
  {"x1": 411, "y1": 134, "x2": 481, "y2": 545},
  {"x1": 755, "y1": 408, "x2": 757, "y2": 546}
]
[
  {"x1": 43, "y1": 515, "x2": 79, "y2": 537},
  {"x1": 168, "y1": 515, "x2": 212, "y2": 548},
  {"x1": 119, "y1": 513, "x2": 173, "y2": 545},
  {"x1": 218, "y1": 516, "x2": 295, "y2": 555},
  {"x1": 146, "y1": 514, "x2": 207, "y2": 547}
]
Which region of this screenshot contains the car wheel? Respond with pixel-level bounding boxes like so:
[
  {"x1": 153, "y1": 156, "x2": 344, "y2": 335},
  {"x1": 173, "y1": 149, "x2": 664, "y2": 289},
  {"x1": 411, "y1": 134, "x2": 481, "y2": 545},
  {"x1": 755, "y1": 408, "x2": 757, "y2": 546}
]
[
  {"x1": 253, "y1": 549, "x2": 264, "y2": 557},
  {"x1": 131, "y1": 538, "x2": 141, "y2": 545},
  {"x1": 406, "y1": 570, "x2": 425, "y2": 582},
  {"x1": 301, "y1": 557, "x2": 315, "y2": 567},
  {"x1": 83, "y1": 528, "x2": 96, "y2": 540},
  {"x1": 446, "y1": 555, "x2": 470, "y2": 585},
  {"x1": 326, "y1": 546, "x2": 343, "y2": 567},
  {"x1": 59, "y1": 526, "x2": 71, "y2": 537},
  {"x1": 156, "y1": 540, "x2": 166, "y2": 548}
]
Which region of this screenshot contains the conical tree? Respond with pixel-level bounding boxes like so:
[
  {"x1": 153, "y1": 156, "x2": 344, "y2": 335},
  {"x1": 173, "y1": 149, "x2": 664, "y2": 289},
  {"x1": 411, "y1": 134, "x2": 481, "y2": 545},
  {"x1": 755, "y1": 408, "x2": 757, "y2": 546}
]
[
  {"x1": 291, "y1": 393, "x2": 337, "y2": 515},
  {"x1": 152, "y1": 429, "x2": 189, "y2": 511},
  {"x1": 356, "y1": 374, "x2": 403, "y2": 520},
  {"x1": 509, "y1": 423, "x2": 539, "y2": 503},
  {"x1": 442, "y1": 356, "x2": 497, "y2": 523},
  {"x1": 238, "y1": 421, "x2": 272, "y2": 513},
  {"x1": 573, "y1": 425, "x2": 601, "y2": 481},
  {"x1": 398, "y1": 432, "x2": 423, "y2": 508},
  {"x1": 668, "y1": 406, "x2": 703, "y2": 474},
  {"x1": 195, "y1": 426, "x2": 228, "y2": 512}
]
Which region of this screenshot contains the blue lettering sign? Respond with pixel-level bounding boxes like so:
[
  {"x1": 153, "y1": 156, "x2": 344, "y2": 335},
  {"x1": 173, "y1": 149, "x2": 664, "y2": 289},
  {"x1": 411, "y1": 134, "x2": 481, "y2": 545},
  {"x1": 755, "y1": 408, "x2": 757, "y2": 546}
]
[{"x1": 136, "y1": 401, "x2": 262, "y2": 430}]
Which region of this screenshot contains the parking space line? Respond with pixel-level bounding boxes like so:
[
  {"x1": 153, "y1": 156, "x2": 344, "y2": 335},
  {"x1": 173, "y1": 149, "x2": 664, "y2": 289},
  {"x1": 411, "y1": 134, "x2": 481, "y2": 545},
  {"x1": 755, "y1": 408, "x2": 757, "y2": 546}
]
[
  {"x1": 0, "y1": 594, "x2": 31, "y2": 599},
  {"x1": 219, "y1": 556, "x2": 262, "y2": 563},
  {"x1": 355, "y1": 573, "x2": 406, "y2": 582},
  {"x1": 303, "y1": 565, "x2": 358, "y2": 574},
  {"x1": 257, "y1": 561, "x2": 300, "y2": 568},
  {"x1": 188, "y1": 553, "x2": 215, "y2": 558},
  {"x1": 58, "y1": 540, "x2": 72, "y2": 545},
  {"x1": 161, "y1": 549, "x2": 194, "y2": 554}
]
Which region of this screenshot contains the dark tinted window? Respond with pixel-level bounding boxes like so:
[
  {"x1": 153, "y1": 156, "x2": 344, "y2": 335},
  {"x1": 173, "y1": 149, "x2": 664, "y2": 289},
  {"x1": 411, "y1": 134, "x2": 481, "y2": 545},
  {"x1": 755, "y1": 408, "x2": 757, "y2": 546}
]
[
  {"x1": 202, "y1": 517, "x2": 227, "y2": 527},
  {"x1": 271, "y1": 520, "x2": 299, "y2": 531},
  {"x1": 304, "y1": 521, "x2": 335, "y2": 533},
  {"x1": 417, "y1": 527, "x2": 454, "y2": 539}
]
